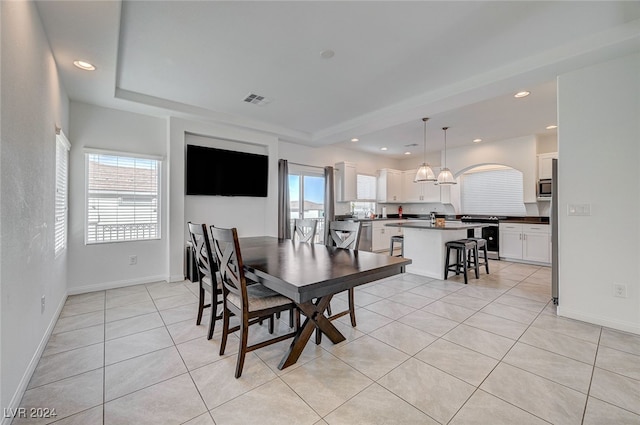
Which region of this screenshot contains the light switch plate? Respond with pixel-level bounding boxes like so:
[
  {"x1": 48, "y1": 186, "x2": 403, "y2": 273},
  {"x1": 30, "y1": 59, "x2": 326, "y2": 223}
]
[{"x1": 568, "y1": 204, "x2": 591, "y2": 216}]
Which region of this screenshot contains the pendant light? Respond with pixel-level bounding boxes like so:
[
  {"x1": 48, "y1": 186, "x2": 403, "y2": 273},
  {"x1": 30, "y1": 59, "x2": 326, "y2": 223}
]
[
  {"x1": 414, "y1": 117, "x2": 436, "y2": 183},
  {"x1": 437, "y1": 126, "x2": 457, "y2": 185}
]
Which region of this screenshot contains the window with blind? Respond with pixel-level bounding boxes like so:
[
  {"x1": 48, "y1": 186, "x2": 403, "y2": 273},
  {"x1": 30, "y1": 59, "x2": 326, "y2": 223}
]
[
  {"x1": 55, "y1": 131, "x2": 71, "y2": 256},
  {"x1": 85, "y1": 151, "x2": 161, "y2": 244},
  {"x1": 356, "y1": 174, "x2": 377, "y2": 200},
  {"x1": 461, "y1": 166, "x2": 527, "y2": 215},
  {"x1": 352, "y1": 174, "x2": 377, "y2": 216}
]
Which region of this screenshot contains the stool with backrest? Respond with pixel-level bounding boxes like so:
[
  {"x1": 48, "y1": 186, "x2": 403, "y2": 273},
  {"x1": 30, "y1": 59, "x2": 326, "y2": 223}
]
[
  {"x1": 389, "y1": 234, "x2": 405, "y2": 271},
  {"x1": 444, "y1": 239, "x2": 479, "y2": 285},
  {"x1": 187, "y1": 222, "x2": 224, "y2": 340},
  {"x1": 211, "y1": 226, "x2": 298, "y2": 378},
  {"x1": 316, "y1": 220, "x2": 361, "y2": 344}
]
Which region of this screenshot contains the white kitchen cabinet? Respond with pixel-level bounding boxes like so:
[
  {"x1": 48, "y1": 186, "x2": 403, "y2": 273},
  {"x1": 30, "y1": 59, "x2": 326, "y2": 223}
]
[
  {"x1": 372, "y1": 220, "x2": 403, "y2": 253},
  {"x1": 538, "y1": 152, "x2": 558, "y2": 180},
  {"x1": 402, "y1": 169, "x2": 440, "y2": 203},
  {"x1": 499, "y1": 223, "x2": 550, "y2": 264},
  {"x1": 377, "y1": 169, "x2": 402, "y2": 203},
  {"x1": 335, "y1": 161, "x2": 357, "y2": 202}
]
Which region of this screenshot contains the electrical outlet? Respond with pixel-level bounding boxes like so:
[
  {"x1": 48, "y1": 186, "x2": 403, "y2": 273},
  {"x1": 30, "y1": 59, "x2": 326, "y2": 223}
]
[
  {"x1": 129, "y1": 255, "x2": 137, "y2": 265},
  {"x1": 41, "y1": 296, "x2": 46, "y2": 313},
  {"x1": 613, "y1": 283, "x2": 627, "y2": 298}
]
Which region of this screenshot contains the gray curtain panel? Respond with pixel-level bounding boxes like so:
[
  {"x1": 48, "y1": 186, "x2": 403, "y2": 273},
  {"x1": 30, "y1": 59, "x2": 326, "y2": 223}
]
[
  {"x1": 278, "y1": 159, "x2": 291, "y2": 239},
  {"x1": 324, "y1": 165, "x2": 335, "y2": 245}
]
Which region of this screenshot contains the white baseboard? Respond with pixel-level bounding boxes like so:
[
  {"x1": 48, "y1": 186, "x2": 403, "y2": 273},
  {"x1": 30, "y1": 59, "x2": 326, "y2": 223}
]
[
  {"x1": 67, "y1": 274, "x2": 168, "y2": 295},
  {"x1": 557, "y1": 306, "x2": 640, "y2": 336},
  {"x1": 169, "y1": 274, "x2": 187, "y2": 283},
  {"x1": 2, "y1": 295, "x2": 66, "y2": 425}
]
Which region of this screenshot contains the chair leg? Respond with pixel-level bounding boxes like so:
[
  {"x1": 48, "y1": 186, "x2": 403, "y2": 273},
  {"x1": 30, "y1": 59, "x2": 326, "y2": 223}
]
[
  {"x1": 444, "y1": 246, "x2": 451, "y2": 280},
  {"x1": 235, "y1": 318, "x2": 249, "y2": 378},
  {"x1": 483, "y1": 246, "x2": 490, "y2": 273},
  {"x1": 207, "y1": 301, "x2": 216, "y2": 340},
  {"x1": 474, "y1": 245, "x2": 480, "y2": 278},
  {"x1": 348, "y1": 288, "x2": 357, "y2": 327},
  {"x1": 196, "y1": 286, "x2": 205, "y2": 325},
  {"x1": 219, "y1": 307, "x2": 230, "y2": 355},
  {"x1": 462, "y1": 248, "x2": 469, "y2": 285},
  {"x1": 268, "y1": 315, "x2": 275, "y2": 334}
]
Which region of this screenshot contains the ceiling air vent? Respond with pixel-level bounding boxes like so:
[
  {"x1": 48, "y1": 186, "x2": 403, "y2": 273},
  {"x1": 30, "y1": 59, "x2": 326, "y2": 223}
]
[
  {"x1": 404, "y1": 143, "x2": 419, "y2": 147},
  {"x1": 243, "y1": 93, "x2": 272, "y2": 106}
]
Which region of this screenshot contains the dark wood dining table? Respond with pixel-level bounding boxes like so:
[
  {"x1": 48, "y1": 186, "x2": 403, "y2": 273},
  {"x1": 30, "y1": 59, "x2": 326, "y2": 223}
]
[{"x1": 239, "y1": 236, "x2": 412, "y2": 369}]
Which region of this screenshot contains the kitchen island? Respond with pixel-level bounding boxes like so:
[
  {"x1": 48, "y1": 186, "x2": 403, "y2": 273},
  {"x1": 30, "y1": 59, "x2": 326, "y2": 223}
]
[{"x1": 385, "y1": 221, "x2": 486, "y2": 279}]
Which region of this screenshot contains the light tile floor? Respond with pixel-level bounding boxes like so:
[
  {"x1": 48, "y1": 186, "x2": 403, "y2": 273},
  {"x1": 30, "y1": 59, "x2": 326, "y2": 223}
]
[{"x1": 14, "y1": 260, "x2": 640, "y2": 425}]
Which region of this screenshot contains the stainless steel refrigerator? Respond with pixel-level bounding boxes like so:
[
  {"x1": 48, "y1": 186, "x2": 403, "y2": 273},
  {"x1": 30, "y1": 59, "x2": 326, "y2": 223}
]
[{"x1": 552, "y1": 158, "x2": 559, "y2": 305}]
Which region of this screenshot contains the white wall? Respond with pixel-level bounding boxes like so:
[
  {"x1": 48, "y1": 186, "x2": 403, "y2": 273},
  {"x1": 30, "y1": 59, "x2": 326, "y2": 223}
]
[
  {"x1": 168, "y1": 117, "x2": 279, "y2": 281},
  {"x1": 0, "y1": 0, "x2": 69, "y2": 415},
  {"x1": 68, "y1": 102, "x2": 167, "y2": 292},
  {"x1": 557, "y1": 53, "x2": 640, "y2": 334}
]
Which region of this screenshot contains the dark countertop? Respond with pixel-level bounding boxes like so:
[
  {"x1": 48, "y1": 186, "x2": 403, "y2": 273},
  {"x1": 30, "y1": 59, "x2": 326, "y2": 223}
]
[
  {"x1": 500, "y1": 217, "x2": 550, "y2": 224},
  {"x1": 336, "y1": 214, "x2": 549, "y2": 224},
  {"x1": 385, "y1": 221, "x2": 485, "y2": 230}
]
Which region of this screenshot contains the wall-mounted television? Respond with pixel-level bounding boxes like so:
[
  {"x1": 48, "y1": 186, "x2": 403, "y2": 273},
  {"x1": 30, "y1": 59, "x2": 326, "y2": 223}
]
[{"x1": 185, "y1": 144, "x2": 268, "y2": 197}]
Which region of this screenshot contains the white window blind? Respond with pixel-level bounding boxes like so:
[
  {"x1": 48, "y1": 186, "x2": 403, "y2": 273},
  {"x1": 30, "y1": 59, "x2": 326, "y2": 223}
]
[
  {"x1": 55, "y1": 131, "x2": 71, "y2": 256},
  {"x1": 461, "y1": 167, "x2": 527, "y2": 216},
  {"x1": 356, "y1": 174, "x2": 376, "y2": 201},
  {"x1": 86, "y1": 151, "x2": 161, "y2": 244}
]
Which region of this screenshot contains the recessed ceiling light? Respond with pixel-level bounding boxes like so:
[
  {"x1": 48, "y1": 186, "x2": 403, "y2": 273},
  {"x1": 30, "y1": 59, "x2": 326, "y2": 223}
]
[
  {"x1": 546, "y1": 125, "x2": 558, "y2": 130},
  {"x1": 404, "y1": 151, "x2": 411, "y2": 155},
  {"x1": 473, "y1": 138, "x2": 482, "y2": 143},
  {"x1": 514, "y1": 91, "x2": 530, "y2": 98},
  {"x1": 320, "y1": 49, "x2": 335, "y2": 59},
  {"x1": 351, "y1": 138, "x2": 359, "y2": 142},
  {"x1": 73, "y1": 60, "x2": 96, "y2": 71},
  {"x1": 380, "y1": 147, "x2": 388, "y2": 151}
]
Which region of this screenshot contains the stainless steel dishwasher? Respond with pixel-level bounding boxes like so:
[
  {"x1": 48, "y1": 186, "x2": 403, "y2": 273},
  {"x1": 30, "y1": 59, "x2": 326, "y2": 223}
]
[{"x1": 359, "y1": 221, "x2": 373, "y2": 251}]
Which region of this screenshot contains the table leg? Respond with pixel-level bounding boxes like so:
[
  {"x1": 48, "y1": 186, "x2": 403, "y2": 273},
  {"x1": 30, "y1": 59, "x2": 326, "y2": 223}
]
[{"x1": 278, "y1": 295, "x2": 346, "y2": 369}]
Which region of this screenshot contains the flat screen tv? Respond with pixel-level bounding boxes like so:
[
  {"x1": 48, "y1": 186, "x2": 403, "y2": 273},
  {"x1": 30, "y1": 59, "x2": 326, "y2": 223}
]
[{"x1": 186, "y1": 144, "x2": 268, "y2": 197}]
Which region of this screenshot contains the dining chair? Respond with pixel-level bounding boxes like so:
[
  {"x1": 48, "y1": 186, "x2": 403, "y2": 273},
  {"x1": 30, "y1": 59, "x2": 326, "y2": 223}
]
[
  {"x1": 293, "y1": 218, "x2": 318, "y2": 243},
  {"x1": 210, "y1": 226, "x2": 298, "y2": 378},
  {"x1": 187, "y1": 222, "x2": 224, "y2": 340},
  {"x1": 317, "y1": 220, "x2": 362, "y2": 343}
]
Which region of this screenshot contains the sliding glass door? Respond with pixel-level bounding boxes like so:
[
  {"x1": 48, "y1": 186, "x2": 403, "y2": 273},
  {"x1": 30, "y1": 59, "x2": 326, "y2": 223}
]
[{"x1": 288, "y1": 172, "x2": 325, "y2": 243}]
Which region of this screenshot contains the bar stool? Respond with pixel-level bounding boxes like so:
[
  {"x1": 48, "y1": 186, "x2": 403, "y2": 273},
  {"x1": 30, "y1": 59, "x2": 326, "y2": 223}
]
[
  {"x1": 389, "y1": 235, "x2": 404, "y2": 257},
  {"x1": 444, "y1": 239, "x2": 479, "y2": 284},
  {"x1": 466, "y1": 237, "x2": 489, "y2": 274},
  {"x1": 390, "y1": 235, "x2": 405, "y2": 272}
]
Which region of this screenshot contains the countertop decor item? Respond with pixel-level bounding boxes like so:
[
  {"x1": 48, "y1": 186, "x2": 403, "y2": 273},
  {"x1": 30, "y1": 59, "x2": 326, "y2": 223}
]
[{"x1": 414, "y1": 117, "x2": 437, "y2": 183}]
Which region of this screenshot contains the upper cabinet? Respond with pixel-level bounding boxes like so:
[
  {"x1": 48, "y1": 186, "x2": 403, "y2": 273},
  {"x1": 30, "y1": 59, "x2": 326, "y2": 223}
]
[
  {"x1": 402, "y1": 169, "x2": 441, "y2": 203},
  {"x1": 377, "y1": 168, "x2": 402, "y2": 203},
  {"x1": 335, "y1": 161, "x2": 357, "y2": 201},
  {"x1": 538, "y1": 152, "x2": 558, "y2": 180}
]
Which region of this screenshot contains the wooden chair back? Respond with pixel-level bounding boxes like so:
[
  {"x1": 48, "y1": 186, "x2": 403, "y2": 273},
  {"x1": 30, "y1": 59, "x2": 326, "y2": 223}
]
[
  {"x1": 187, "y1": 222, "x2": 217, "y2": 283},
  {"x1": 209, "y1": 226, "x2": 249, "y2": 311},
  {"x1": 327, "y1": 221, "x2": 361, "y2": 249},
  {"x1": 293, "y1": 219, "x2": 318, "y2": 243}
]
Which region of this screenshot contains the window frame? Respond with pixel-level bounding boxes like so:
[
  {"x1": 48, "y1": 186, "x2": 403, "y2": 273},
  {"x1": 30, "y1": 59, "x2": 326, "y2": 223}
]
[
  {"x1": 84, "y1": 148, "x2": 163, "y2": 245},
  {"x1": 54, "y1": 130, "x2": 71, "y2": 257}
]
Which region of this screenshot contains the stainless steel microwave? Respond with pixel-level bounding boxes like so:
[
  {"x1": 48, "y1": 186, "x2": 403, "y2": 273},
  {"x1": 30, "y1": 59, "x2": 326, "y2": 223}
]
[{"x1": 538, "y1": 179, "x2": 552, "y2": 198}]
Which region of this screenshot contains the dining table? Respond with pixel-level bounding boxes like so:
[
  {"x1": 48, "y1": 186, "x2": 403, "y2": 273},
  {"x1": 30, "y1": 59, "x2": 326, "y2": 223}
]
[{"x1": 239, "y1": 236, "x2": 412, "y2": 369}]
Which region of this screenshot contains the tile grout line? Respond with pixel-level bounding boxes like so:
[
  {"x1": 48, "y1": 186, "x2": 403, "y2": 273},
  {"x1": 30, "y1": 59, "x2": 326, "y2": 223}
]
[{"x1": 580, "y1": 327, "x2": 603, "y2": 424}]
